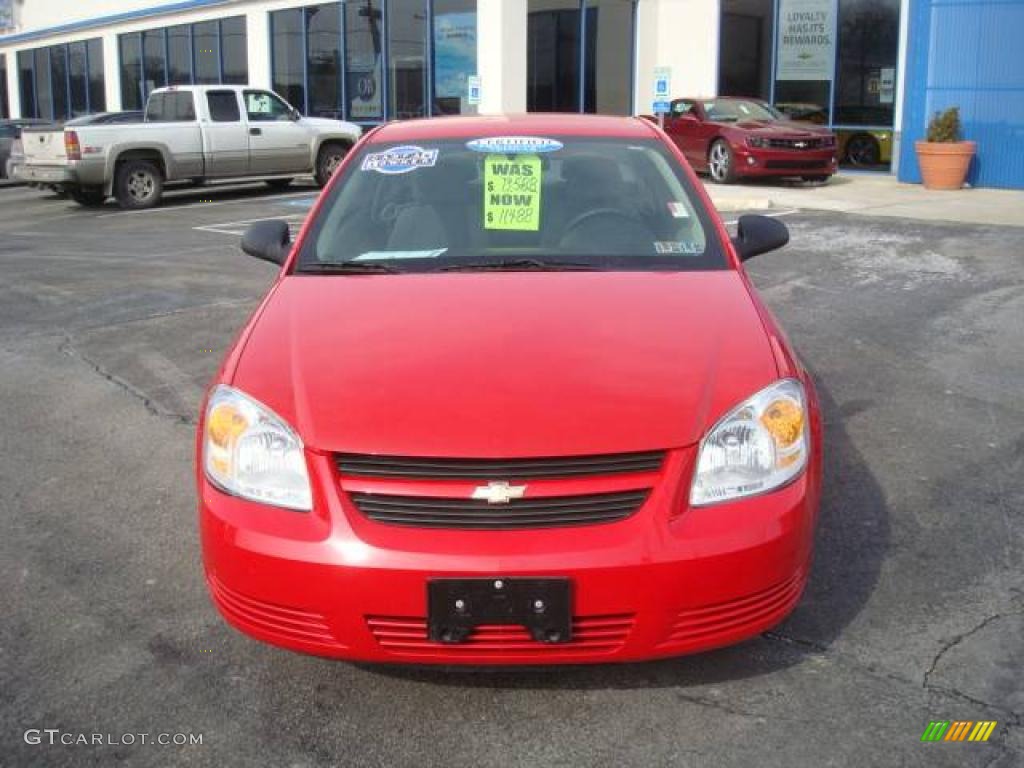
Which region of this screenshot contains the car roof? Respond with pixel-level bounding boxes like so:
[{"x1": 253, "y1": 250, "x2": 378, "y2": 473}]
[{"x1": 368, "y1": 114, "x2": 658, "y2": 143}]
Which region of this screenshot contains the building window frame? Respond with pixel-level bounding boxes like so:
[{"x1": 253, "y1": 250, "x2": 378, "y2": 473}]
[{"x1": 15, "y1": 38, "x2": 105, "y2": 120}]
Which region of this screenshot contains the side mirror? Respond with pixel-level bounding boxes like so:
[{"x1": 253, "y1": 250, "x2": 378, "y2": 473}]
[
  {"x1": 241, "y1": 219, "x2": 291, "y2": 265},
  {"x1": 290, "y1": 108, "x2": 302, "y2": 122},
  {"x1": 732, "y1": 214, "x2": 789, "y2": 261}
]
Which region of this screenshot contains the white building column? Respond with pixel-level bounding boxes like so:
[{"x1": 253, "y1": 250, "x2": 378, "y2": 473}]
[
  {"x1": 102, "y1": 31, "x2": 121, "y2": 112},
  {"x1": 247, "y1": 10, "x2": 272, "y2": 89},
  {"x1": 6, "y1": 50, "x2": 21, "y2": 117},
  {"x1": 635, "y1": 0, "x2": 720, "y2": 114},
  {"x1": 477, "y1": 0, "x2": 527, "y2": 114}
]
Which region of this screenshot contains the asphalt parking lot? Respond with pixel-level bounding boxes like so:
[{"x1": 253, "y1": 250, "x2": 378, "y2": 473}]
[{"x1": 0, "y1": 181, "x2": 1021, "y2": 767}]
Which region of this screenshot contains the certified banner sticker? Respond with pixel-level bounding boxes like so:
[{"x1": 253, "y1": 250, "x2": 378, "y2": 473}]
[
  {"x1": 468, "y1": 136, "x2": 563, "y2": 154},
  {"x1": 484, "y1": 154, "x2": 542, "y2": 231},
  {"x1": 361, "y1": 145, "x2": 438, "y2": 174}
]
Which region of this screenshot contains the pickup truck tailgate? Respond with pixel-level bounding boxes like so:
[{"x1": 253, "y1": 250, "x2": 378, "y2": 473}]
[{"x1": 22, "y1": 128, "x2": 68, "y2": 166}]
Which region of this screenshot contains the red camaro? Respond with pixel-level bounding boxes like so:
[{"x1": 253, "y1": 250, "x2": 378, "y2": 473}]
[
  {"x1": 197, "y1": 114, "x2": 822, "y2": 664},
  {"x1": 659, "y1": 97, "x2": 838, "y2": 183}
]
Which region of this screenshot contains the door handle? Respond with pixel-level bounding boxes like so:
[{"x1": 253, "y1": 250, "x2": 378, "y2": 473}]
[{"x1": 249, "y1": 128, "x2": 262, "y2": 136}]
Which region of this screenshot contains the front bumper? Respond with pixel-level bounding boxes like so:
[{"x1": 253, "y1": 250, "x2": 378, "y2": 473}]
[
  {"x1": 16, "y1": 164, "x2": 76, "y2": 184},
  {"x1": 733, "y1": 146, "x2": 837, "y2": 178},
  {"x1": 199, "y1": 445, "x2": 821, "y2": 664}
]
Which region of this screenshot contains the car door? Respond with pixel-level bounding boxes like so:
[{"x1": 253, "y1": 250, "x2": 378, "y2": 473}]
[
  {"x1": 203, "y1": 90, "x2": 249, "y2": 178},
  {"x1": 662, "y1": 100, "x2": 705, "y2": 168},
  {"x1": 242, "y1": 90, "x2": 310, "y2": 174}
]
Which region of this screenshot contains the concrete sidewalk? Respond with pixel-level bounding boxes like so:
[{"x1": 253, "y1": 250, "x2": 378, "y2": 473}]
[{"x1": 705, "y1": 171, "x2": 1024, "y2": 227}]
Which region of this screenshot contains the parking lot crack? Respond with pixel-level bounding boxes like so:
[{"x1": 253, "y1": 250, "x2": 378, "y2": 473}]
[{"x1": 59, "y1": 333, "x2": 197, "y2": 426}]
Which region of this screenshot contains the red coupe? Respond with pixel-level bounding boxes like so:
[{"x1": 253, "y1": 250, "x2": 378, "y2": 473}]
[
  {"x1": 197, "y1": 113, "x2": 822, "y2": 664},
  {"x1": 659, "y1": 97, "x2": 838, "y2": 183}
]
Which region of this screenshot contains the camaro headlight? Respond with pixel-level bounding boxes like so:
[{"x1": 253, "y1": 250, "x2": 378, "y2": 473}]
[
  {"x1": 690, "y1": 379, "x2": 809, "y2": 506},
  {"x1": 747, "y1": 136, "x2": 770, "y2": 148},
  {"x1": 203, "y1": 385, "x2": 312, "y2": 511}
]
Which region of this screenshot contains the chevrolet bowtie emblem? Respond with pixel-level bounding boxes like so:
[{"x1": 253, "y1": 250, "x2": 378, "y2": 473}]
[{"x1": 472, "y1": 481, "x2": 527, "y2": 504}]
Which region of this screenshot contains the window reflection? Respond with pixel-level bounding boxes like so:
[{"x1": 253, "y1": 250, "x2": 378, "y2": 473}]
[
  {"x1": 432, "y1": 0, "x2": 477, "y2": 115},
  {"x1": 388, "y1": 0, "x2": 427, "y2": 119},
  {"x1": 346, "y1": 0, "x2": 384, "y2": 121},
  {"x1": 307, "y1": 4, "x2": 342, "y2": 117}
]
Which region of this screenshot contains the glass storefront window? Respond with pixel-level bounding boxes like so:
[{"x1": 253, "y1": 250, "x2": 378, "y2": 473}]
[
  {"x1": 87, "y1": 39, "x2": 106, "y2": 112},
  {"x1": 17, "y1": 51, "x2": 35, "y2": 119},
  {"x1": 585, "y1": 0, "x2": 634, "y2": 115},
  {"x1": 0, "y1": 55, "x2": 7, "y2": 119},
  {"x1": 345, "y1": 0, "x2": 384, "y2": 121},
  {"x1": 120, "y1": 34, "x2": 143, "y2": 110},
  {"x1": 167, "y1": 25, "x2": 192, "y2": 85},
  {"x1": 432, "y1": 0, "x2": 477, "y2": 115},
  {"x1": 143, "y1": 29, "x2": 168, "y2": 98},
  {"x1": 528, "y1": 0, "x2": 582, "y2": 112},
  {"x1": 271, "y1": 8, "x2": 306, "y2": 111},
  {"x1": 193, "y1": 21, "x2": 220, "y2": 84},
  {"x1": 387, "y1": 0, "x2": 427, "y2": 119},
  {"x1": 307, "y1": 4, "x2": 342, "y2": 117},
  {"x1": 69, "y1": 42, "x2": 89, "y2": 117},
  {"x1": 719, "y1": 0, "x2": 774, "y2": 100},
  {"x1": 34, "y1": 49, "x2": 52, "y2": 120},
  {"x1": 49, "y1": 44, "x2": 68, "y2": 120},
  {"x1": 221, "y1": 16, "x2": 248, "y2": 85},
  {"x1": 835, "y1": 0, "x2": 899, "y2": 127}
]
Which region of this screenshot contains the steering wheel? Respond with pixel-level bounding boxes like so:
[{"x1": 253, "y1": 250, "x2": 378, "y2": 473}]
[{"x1": 559, "y1": 207, "x2": 647, "y2": 248}]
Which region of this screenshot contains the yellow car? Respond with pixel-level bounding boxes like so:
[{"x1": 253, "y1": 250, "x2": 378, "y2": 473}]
[{"x1": 836, "y1": 129, "x2": 893, "y2": 167}]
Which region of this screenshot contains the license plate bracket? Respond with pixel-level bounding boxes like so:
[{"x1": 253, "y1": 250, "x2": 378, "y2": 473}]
[{"x1": 427, "y1": 578, "x2": 572, "y2": 644}]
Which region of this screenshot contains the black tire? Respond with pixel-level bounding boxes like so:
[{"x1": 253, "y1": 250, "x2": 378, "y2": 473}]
[
  {"x1": 802, "y1": 175, "x2": 830, "y2": 184},
  {"x1": 265, "y1": 178, "x2": 294, "y2": 190},
  {"x1": 70, "y1": 185, "x2": 107, "y2": 207},
  {"x1": 115, "y1": 159, "x2": 164, "y2": 210},
  {"x1": 844, "y1": 133, "x2": 881, "y2": 166},
  {"x1": 315, "y1": 144, "x2": 349, "y2": 187},
  {"x1": 707, "y1": 139, "x2": 738, "y2": 184}
]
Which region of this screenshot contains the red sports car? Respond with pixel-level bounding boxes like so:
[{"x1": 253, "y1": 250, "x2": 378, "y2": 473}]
[
  {"x1": 197, "y1": 113, "x2": 822, "y2": 664},
  {"x1": 659, "y1": 97, "x2": 838, "y2": 183}
]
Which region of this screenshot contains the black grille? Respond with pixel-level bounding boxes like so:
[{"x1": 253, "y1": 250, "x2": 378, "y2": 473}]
[
  {"x1": 764, "y1": 159, "x2": 829, "y2": 170},
  {"x1": 350, "y1": 490, "x2": 648, "y2": 529},
  {"x1": 335, "y1": 451, "x2": 665, "y2": 480},
  {"x1": 768, "y1": 137, "x2": 826, "y2": 150}
]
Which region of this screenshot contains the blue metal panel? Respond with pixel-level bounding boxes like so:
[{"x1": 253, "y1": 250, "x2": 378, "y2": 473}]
[{"x1": 899, "y1": 0, "x2": 1024, "y2": 188}]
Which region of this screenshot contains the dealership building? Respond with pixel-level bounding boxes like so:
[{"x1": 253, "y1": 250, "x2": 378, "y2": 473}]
[{"x1": 1, "y1": 0, "x2": 1022, "y2": 188}]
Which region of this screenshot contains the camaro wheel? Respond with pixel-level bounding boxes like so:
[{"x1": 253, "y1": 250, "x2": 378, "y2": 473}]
[
  {"x1": 708, "y1": 139, "x2": 737, "y2": 184},
  {"x1": 115, "y1": 160, "x2": 163, "y2": 210},
  {"x1": 315, "y1": 144, "x2": 349, "y2": 187},
  {"x1": 844, "y1": 134, "x2": 881, "y2": 166}
]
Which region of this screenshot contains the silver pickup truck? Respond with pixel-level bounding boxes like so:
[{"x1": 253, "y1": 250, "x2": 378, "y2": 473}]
[{"x1": 18, "y1": 85, "x2": 362, "y2": 209}]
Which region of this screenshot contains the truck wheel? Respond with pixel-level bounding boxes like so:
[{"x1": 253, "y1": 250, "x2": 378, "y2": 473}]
[
  {"x1": 708, "y1": 139, "x2": 738, "y2": 184},
  {"x1": 315, "y1": 144, "x2": 348, "y2": 187},
  {"x1": 115, "y1": 160, "x2": 164, "y2": 210},
  {"x1": 70, "y1": 186, "x2": 107, "y2": 207}
]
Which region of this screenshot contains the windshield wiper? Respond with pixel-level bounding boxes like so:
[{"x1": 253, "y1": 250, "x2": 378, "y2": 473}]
[
  {"x1": 299, "y1": 261, "x2": 403, "y2": 274},
  {"x1": 438, "y1": 258, "x2": 599, "y2": 272}
]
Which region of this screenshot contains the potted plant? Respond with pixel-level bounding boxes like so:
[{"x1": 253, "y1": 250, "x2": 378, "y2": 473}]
[{"x1": 915, "y1": 107, "x2": 976, "y2": 190}]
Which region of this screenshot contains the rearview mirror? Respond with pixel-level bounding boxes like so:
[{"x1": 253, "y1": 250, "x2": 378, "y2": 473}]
[
  {"x1": 241, "y1": 220, "x2": 291, "y2": 265},
  {"x1": 732, "y1": 214, "x2": 789, "y2": 261}
]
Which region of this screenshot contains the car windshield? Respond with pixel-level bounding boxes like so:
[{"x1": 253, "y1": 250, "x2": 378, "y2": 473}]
[
  {"x1": 702, "y1": 100, "x2": 779, "y2": 122},
  {"x1": 296, "y1": 136, "x2": 725, "y2": 273}
]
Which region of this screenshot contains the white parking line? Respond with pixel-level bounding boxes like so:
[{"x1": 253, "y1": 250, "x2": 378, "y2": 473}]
[
  {"x1": 194, "y1": 214, "x2": 307, "y2": 237},
  {"x1": 97, "y1": 190, "x2": 318, "y2": 218}
]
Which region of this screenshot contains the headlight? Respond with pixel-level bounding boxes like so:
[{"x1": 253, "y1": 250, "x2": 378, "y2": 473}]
[
  {"x1": 690, "y1": 379, "x2": 809, "y2": 507},
  {"x1": 203, "y1": 385, "x2": 312, "y2": 511},
  {"x1": 747, "y1": 136, "x2": 770, "y2": 148}
]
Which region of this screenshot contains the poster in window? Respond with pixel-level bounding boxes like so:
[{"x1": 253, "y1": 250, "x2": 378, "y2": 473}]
[
  {"x1": 776, "y1": 0, "x2": 835, "y2": 81},
  {"x1": 434, "y1": 11, "x2": 477, "y2": 113}
]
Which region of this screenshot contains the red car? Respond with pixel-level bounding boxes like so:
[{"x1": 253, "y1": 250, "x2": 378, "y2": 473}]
[
  {"x1": 660, "y1": 97, "x2": 838, "y2": 183},
  {"x1": 197, "y1": 114, "x2": 822, "y2": 664}
]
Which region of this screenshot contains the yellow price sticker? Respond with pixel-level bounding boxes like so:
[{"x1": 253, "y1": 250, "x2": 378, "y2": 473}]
[{"x1": 483, "y1": 154, "x2": 542, "y2": 231}]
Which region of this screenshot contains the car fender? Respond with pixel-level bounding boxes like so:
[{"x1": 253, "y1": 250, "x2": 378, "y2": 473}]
[{"x1": 103, "y1": 141, "x2": 177, "y2": 195}]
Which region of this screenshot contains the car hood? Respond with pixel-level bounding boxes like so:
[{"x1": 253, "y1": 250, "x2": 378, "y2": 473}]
[
  {"x1": 300, "y1": 116, "x2": 362, "y2": 135},
  {"x1": 736, "y1": 120, "x2": 833, "y2": 137},
  {"x1": 231, "y1": 271, "x2": 778, "y2": 456}
]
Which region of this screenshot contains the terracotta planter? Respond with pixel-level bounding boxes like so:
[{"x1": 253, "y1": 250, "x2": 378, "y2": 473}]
[{"x1": 915, "y1": 140, "x2": 976, "y2": 190}]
